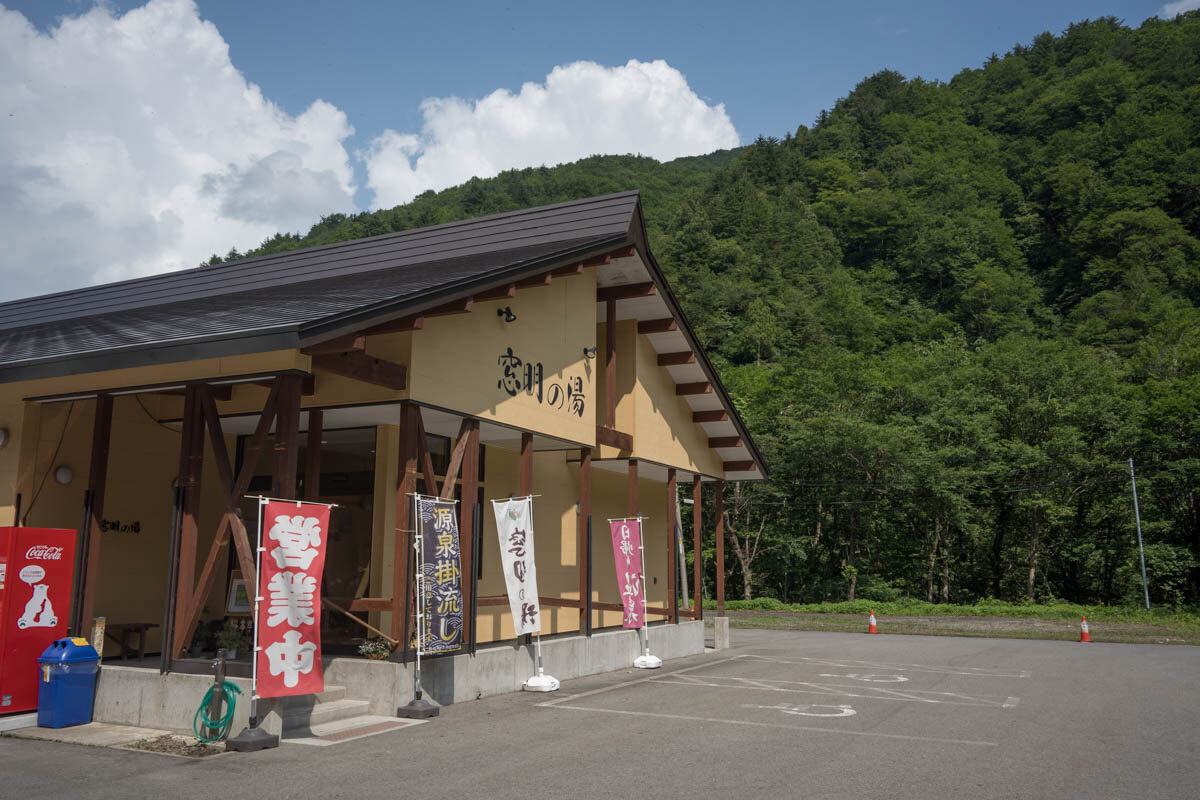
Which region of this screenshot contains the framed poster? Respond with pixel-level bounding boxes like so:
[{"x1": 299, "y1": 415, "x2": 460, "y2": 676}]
[{"x1": 225, "y1": 570, "x2": 252, "y2": 615}]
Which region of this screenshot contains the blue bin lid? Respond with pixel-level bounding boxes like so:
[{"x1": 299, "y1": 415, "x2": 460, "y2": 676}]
[{"x1": 38, "y1": 637, "x2": 100, "y2": 664}]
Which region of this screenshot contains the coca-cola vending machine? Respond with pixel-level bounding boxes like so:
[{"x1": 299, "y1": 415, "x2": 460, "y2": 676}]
[{"x1": 0, "y1": 527, "x2": 77, "y2": 714}]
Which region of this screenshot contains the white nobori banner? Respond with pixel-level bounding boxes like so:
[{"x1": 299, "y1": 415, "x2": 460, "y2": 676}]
[{"x1": 491, "y1": 496, "x2": 541, "y2": 636}]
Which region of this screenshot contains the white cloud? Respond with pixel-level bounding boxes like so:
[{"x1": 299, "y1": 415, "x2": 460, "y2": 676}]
[
  {"x1": 363, "y1": 60, "x2": 740, "y2": 209},
  {"x1": 1159, "y1": 0, "x2": 1200, "y2": 17},
  {"x1": 0, "y1": 0, "x2": 356, "y2": 301}
]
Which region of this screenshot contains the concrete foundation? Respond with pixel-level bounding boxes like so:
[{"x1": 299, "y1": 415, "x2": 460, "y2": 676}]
[
  {"x1": 91, "y1": 621, "x2": 704, "y2": 733},
  {"x1": 713, "y1": 616, "x2": 730, "y2": 650}
]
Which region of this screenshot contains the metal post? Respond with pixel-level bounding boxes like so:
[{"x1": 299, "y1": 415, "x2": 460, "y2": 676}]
[
  {"x1": 398, "y1": 494, "x2": 439, "y2": 717},
  {"x1": 1129, "y1": 458, "x2": 1150, "y2": 610}
]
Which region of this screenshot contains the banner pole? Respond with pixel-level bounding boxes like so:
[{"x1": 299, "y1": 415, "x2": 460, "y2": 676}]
[
  {"x1": 398, "y1": 494, "x2": 439, "y2": 718},
  {"x1": 227, "y1": 496, "x2": 279, "y2": 751},
  {"x1": 633, "y1": 514, "x2": 661, "y2": 669},
  {"x1": 521, "y1": 494, "x2": 559, "y2": 692}
]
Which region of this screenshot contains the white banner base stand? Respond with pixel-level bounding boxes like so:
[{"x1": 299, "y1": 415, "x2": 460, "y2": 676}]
[
  {"x1": 634, "y1": 653, "x2": 662, "y2": 669},
  {"x1": 523, "y1": 632, "x2": 559, "y2": 692}
]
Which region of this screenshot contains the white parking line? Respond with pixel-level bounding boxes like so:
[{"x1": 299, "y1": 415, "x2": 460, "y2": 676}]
[
  {"x1": 653, "y1": 674, "x2": 1020, "y2": 708},
  {"x1": 541, "y1": 703, "x2": 998, "y2": 747},
  {"x1": 739, "y1": 654, "x2": 1033, "y2": 679}
]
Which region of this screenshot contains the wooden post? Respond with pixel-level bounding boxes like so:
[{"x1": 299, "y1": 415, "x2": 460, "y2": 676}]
[
  {"x1": 460, "y1": 420, "x2": 480, "y2": 648},
  {"x1": 666, "y1": 467, "x2": 677, "y2": 624},
  {"x1": 173, "y1": 385, "x2": 204, "y2": 657},
  {"x1": 626, "y1": 458, "x2": 638, "y2": 517},
  {"x1": 605, "y1": 298, "x2": 616, "y2": 428},
  {"x1": 715, "y1": 479, "x2": 725, "y2": 616},
  {"x1": 272, "y1": 374, "x2": 302, "y2": 499},
  {"x1": 693, "y1": 476, "x2": 703, "y2": 620},
  {"x1": 578, "y1": 447, "x2": 591, "y2": 632},
  {"x1": 304, "y1": 409, "x2": 323, "y2": 501},
  {"x1": 520, "y1": 432, "x2": 533, "y2": 497},
  {"x1": 393, "y1": 403, "x2": 418, "y2": 646},
  {"x1": 77, "y1": 393, "x2": 113, "y2": 632}
]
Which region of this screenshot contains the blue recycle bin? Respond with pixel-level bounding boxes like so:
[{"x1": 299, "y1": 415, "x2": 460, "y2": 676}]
[{"x1": 37, "y1": 638, "x2": 101, "y2": 728}]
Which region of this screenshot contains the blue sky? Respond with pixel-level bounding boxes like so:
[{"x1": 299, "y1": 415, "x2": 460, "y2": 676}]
[{"x1": 0, "y1": 0, "x2": 1187, "y2": 299}]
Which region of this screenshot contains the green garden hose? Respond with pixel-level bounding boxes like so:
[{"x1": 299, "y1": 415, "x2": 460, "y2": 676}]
[{"x1": 193, "y1": 680, "x2": 243, "y2": 743}]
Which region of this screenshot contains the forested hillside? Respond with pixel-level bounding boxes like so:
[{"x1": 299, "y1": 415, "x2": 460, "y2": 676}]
[{"x1": 221, "y1": 14, "x2": 1200, "y2": 608}]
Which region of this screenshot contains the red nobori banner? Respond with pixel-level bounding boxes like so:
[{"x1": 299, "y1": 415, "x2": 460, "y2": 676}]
[
  {"x1": 255, "y1": 500, "x2": 330, "y2": 699},
  {"x1": 608, "y1": 519, "x2": 645, "y2": 629}
]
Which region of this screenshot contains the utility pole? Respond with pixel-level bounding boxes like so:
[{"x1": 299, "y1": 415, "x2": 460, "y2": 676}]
[{"x1": 1129, "y1": 458, "x2": 1150, "y2": 610}]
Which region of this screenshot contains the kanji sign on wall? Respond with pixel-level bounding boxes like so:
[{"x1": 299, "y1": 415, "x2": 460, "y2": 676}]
[
  {"x1": 255, "y1": 500, "x2": 329, "y2": 698},
  {"x1": 415, "y1": 495, "x2": 463, "y2": 654},
  {"x1": 608, "y1": 519, "x2": 646, "y2": 629}
]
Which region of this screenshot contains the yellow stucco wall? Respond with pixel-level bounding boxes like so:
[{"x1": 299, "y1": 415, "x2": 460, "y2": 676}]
[{"x1": 409, "y1": 272, "x2": 597, "y2": 445}]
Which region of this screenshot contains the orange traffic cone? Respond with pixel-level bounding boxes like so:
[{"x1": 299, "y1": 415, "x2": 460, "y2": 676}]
[
  {"x1": 1079, "y1": 616, "x2": 1091, "y2": 643},
  {"x1": 868, "y1": 610, "x2": 878, "y2": 634}
]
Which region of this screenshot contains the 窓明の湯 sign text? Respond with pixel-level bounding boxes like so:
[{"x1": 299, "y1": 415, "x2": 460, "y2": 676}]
[{"x1": 497, "y1": 347, "x2": 586, "y2": 417}]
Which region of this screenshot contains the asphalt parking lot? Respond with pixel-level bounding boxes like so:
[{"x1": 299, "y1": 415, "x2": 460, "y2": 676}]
[{"x1": 2, "y1": 627, "x2": 1197, "y2": 799}]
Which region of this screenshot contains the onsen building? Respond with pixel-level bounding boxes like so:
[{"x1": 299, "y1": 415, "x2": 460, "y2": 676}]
[{"x1": 0, "y1": 191, "x2": 765, "y2": 735}]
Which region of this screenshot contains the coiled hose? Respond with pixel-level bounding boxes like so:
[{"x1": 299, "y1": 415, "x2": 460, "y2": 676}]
[{"x1": 193, "y1": 680, "x2": 242, "y2": 742}]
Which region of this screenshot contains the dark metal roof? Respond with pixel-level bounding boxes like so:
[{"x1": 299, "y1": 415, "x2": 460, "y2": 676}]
[{"x1": 0, "y1": 192, "x2": 638, "y2": 380}]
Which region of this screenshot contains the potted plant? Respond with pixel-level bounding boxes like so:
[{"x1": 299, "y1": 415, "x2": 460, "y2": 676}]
[
  {"x1": 214, "y1": 622, "x2": 245, "y2": 660},
  {"x1": 358, "y1": 637, "x2": 391, "y2": 660},
  {"x1": 188, "y1": 628, "x2": 207, "y2": 658}
]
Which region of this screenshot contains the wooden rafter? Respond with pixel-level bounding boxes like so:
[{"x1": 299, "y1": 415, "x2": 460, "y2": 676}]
[
  {"x1": 693, "y1": 410, "x2": 728, "y2": 423},
  {"x1": 475, "y1": 283, "x2": 516, "y2": 301},
  {"x1": 311, "y1": 351, "x2": 406, "y2": 390},
  {"x1": 657, "y1": 351, "x2": 695, "y2": 366},
  {"x1": 723, "y1": 460, "x2": 756, "y2": 472},
  {"x1": 676, "y1": 382, "x2": 712, "y2": 396},
  {"x1": 597, "y1": 282, "x2": 656, "y2": 302},
  {"x1": 708, "y1": 436, "x2": 742, "y2": 449},
  {"x1": 516, "y1": 272, "x2": 552, "y2": 288},
  {"x1": 637, "y1": 318, "x2": 677, "y2": 334},
  {"x1": 364, "y1": 315, "x2": 424, "y2": 335},
  {"x1": 301, "y1": 334, "x2": 364, "y2": 355},
  {"x1": 550, "y1": 263, "x2": 584, "y2": 277}
]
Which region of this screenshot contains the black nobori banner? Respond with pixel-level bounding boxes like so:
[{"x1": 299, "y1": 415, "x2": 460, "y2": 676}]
[{"x1": 416, "y1": 495, "x2": 463, "y2": 654}]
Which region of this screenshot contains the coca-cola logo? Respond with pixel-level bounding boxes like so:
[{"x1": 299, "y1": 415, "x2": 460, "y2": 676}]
[{"x1": 25, "y1": 545, "x2": 64, "y2": 561}]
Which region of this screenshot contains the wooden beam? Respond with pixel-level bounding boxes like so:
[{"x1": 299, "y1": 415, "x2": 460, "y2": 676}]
[
  {"x1": 550, "y1": 263, "x2": 584, "y2": 277},
  {"x1": 676, "y1": 382, "x2": 712, "y2": 396},
  {"x1": 439, "y1": 418, "x2": 474, "y2": 499},
  {"x1": 605, "y1": 299, "x2": 616, "y2": 428},
  {"x1": 77, "y1": 393, "x2": 113, "y2": 632},
  {"x1": 305, "y1": 409, "x2": 323, "y2": 501},
  {"x1": 413, "y1": 410, "x2": 438, "y2": 493},
  {"x1": 520, "y1": 432, "x2": 533, "y2": 497},
  {"x1": 300, "y1": 334, "x2": 364, "y2": 356},
  {"x1": 657, "y1": 351, "x2": 695, "y2": 366},
  {"x1": 475, "y1": 283, "x2": 516, "y2": 301},
  {"x1": 723, "y1": 461, "x2": 756, "y2": 473},
  {"x1": 715, "y1": 479, "x2": 725, "y2": 616},
  {"x1": 516, "y1": 272, "x2": 552, "y2": 289},
  {"x1": 609, "y1": 245, "x2": 636, "y2": 260},
  {"x1": 348, "y1": 597, "x2": 392, "y2": 612},
  {"x1": 581, "y1": 254, "x2": 612, "y2": 268},
  {"x1": 693, "y1": 410, "x2": 728, "y2": 423},
  {"x1": 578, "y1": 446, "x2": 591, "y2": 632},
  {"x1": 273, "y1": 374, "x2": 302, "y2": 500},
  {"x1": 171, "y1": 385, "x2": 205, "y2": 657},
  {"x1": 363, "y1": 315, "x2": 424, "y2": 335},
  {"x1": 596, "y1": 282, "x2": 657, "y2": 302},
  {"x1": 394, "y1": 403, "x2": 418, "y2": 645},
  {"x1": 692, "y1": 475, "x2": 703, "y2": 622},
  {"x1": 626, "y1": 458, "x2": 638, "y2": 518},
  {"x1": 460, "y1": 420, "x2": 480, "y2": 648},
  {"x1": 667, "y1": 467, "x2": 677, "y2": 625},
  {"x1": 637, "y1": 318, "x2": 677, "y2": 334},
  {"x1": 252, "y1": 376, "x2": 314, "y2": 396},
  {"x1": 311, "y1": 351, "x2": 407, "y2": 390},
  {"x1": 708, "y1": 436, "x2": 743, "y2": 449},
  {"x1": 595, "y1": 425, "x2": 633, "y2": 451}
]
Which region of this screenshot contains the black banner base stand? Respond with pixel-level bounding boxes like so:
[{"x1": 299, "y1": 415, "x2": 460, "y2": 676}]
[
  {"x1": 396, "y1": 696, "x2": 439, "y2": 719},
  {"x1": 226, "y1": 719, "x2": 280, "y2": 752}
]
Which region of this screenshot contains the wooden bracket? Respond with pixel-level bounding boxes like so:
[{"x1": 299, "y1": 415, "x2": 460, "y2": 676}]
[
  {"x1": 311, "y1": 351, "x2": 407, "y2": 390},
  {"x1": 595, "y1": 425, "x2": 633, "y2": 451}
]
